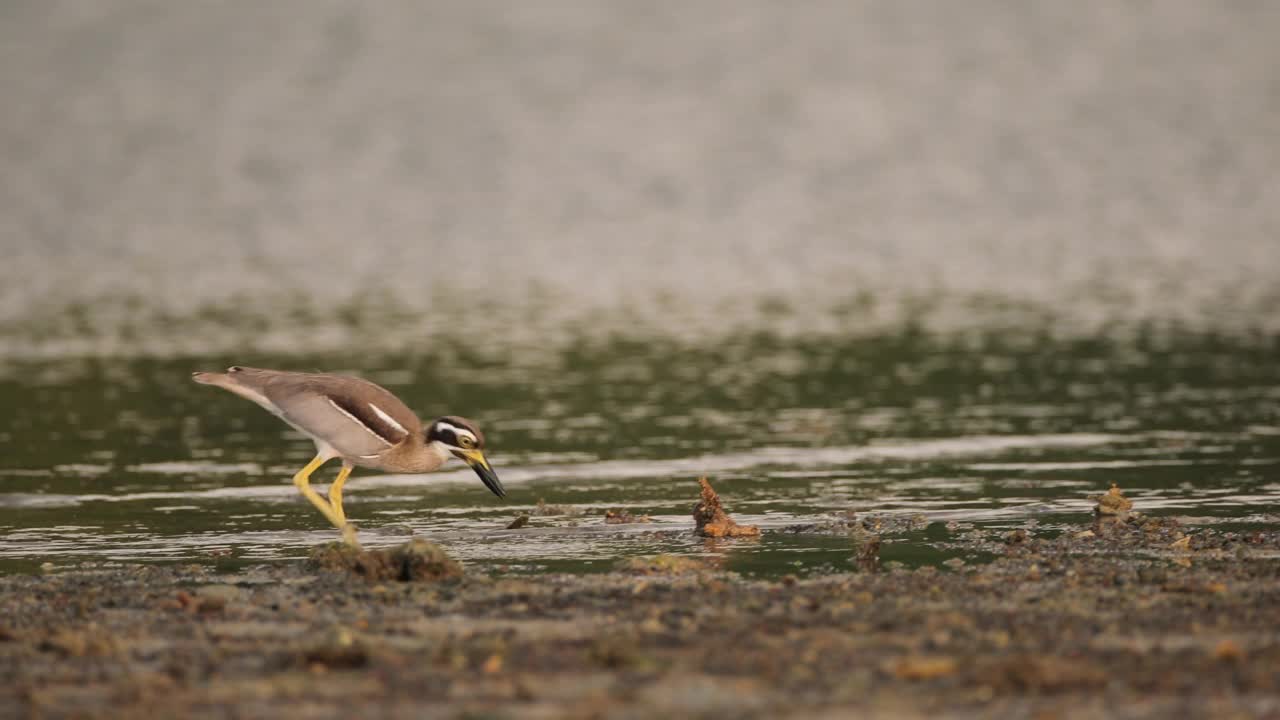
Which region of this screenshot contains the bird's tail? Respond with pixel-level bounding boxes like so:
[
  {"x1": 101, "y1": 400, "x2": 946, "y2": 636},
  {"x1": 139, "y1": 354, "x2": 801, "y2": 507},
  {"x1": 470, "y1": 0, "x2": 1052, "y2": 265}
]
[
  {"x1": 191, "y1": 367, "x2": 275, "y2": 411},
  {"x1": 192, "y1": 366, "x2": 258, "y2": 388},
  {"x1": 189, "y1": 366, "x2": 280, "y2": 412}
]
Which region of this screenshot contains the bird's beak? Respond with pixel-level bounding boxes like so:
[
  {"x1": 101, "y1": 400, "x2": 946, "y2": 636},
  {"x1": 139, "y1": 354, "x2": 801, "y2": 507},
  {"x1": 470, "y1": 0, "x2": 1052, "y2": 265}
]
[{"x1": 454, "y1": 448, "x2": 505, "y2": 498}]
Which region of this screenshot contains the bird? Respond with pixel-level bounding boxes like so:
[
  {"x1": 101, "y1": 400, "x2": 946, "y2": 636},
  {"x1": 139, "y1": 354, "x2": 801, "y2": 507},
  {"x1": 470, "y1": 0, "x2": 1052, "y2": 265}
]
[{"x1": 192, "y1": 366, "x2": 504, "y2": 546}]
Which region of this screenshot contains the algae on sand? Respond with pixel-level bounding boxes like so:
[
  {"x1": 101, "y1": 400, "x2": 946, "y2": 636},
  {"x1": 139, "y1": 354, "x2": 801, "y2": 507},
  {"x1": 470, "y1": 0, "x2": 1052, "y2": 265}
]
[{"x1": 616, "y1": 554, "x2": 718, "y2": 576}]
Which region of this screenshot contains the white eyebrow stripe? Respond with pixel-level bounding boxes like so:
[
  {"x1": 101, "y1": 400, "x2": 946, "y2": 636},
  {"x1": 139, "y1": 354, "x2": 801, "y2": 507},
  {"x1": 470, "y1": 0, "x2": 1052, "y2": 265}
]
[
  {"x1": 326, "y1": 398, "x2": 394, "y2": 446},
  {"x1": 368, "y1": 402, "x2": 408, "y2": 436},
  {"x1": 435, "y1": 422, "x2": 477, "y2": 444}
]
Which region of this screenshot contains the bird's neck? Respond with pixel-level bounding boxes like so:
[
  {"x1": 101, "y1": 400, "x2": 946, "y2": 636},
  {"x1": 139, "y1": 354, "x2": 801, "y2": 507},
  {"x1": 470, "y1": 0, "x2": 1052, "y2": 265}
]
[{"x1": 383, "y1": 436, "x2": 452, "y2": 473}]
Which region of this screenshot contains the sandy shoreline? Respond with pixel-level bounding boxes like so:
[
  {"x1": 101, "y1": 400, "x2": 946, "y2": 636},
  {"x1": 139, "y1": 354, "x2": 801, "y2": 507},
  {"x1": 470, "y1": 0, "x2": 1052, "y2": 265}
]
[{"x1": 3, "y1": 512, "x2": 1278, "y2": 719}]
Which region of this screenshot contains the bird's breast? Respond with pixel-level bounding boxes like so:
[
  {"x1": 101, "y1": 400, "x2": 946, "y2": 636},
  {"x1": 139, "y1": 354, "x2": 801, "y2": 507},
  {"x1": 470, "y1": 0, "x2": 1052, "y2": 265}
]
[{"x1": 363, "y1": 439, "x2": 451, "y2": 474}]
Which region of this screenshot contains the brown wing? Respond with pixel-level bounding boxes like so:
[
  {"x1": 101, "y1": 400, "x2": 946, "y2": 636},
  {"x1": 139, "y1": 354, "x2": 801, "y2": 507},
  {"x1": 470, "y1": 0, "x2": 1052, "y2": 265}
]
[{"x1": 223, "y1": 367, "x2": 422, "y2": 457}]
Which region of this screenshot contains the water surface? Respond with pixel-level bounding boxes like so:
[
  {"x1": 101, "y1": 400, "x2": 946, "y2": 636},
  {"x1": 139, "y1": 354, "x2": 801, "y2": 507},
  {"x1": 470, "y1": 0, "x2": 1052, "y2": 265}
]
[
  {"x1": 2, "y1": 331, "x2": 1276, "y2": 575},
  {"x1": 2, "y1": 2, "x2": 1279, "y2": 575}
]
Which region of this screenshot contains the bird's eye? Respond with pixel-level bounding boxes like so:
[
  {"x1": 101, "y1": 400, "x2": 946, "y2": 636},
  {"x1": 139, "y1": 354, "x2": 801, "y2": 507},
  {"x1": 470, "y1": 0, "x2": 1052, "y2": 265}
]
[{"x1": 458, "y1": 435, "x2": 475, "y2": 449}]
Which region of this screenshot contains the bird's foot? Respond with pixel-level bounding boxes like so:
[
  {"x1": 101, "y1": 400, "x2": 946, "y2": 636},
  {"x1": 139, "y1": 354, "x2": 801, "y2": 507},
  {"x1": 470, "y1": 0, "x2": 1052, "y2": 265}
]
[{"x1": 340, "y1": 523, "x2": 362, "y2": 550}]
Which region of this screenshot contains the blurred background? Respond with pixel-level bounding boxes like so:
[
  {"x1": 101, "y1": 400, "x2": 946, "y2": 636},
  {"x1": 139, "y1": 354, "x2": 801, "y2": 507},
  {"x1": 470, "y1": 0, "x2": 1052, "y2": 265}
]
[{"x1": 1, "y1": 1, "x2": 1277, "y2": 574}]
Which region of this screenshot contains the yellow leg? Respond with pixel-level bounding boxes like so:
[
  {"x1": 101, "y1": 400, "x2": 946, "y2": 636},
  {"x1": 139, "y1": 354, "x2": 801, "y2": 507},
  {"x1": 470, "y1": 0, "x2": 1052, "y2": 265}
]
[
  {"x1": 328, "y1": 463, "x2": 353, "y2": 524},
  {"x1": 293, "y1": 455, "x2": 360, "y2": 547}
]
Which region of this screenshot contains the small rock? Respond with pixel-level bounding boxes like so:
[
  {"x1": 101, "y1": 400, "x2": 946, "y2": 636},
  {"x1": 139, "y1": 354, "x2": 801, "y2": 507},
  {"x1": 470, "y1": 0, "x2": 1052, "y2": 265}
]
[
  {"x1": 885, "y1": 655, "x2": 958, "y2": 680},
  {"x1": 196, "y1": 596, "x2": 226, "y2": 614},
  {"x1": 506, "y1": 515, "x2": 530, "y2": 529},
  {"x1": 481, "y1": 653, "x2": 504, "y2": 674},
  {"x1": 1212, "y1": 639, "x2": 1244, "y2": 662},
  {"x1": 302, "y1": 626, "x2": 368, "y2": 669},
  {"x1": 604, "y1": 509, "x2": 653, "y2": 524},
  {"x1": 196, "y1": 584, "x2": 243, "y2": 604}
]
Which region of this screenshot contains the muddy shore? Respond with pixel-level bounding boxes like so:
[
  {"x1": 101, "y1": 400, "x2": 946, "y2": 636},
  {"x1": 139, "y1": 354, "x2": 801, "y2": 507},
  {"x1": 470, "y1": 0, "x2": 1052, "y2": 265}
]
[{"x1": 2, "y1": 508, "x2": 1278, "y2": 720}]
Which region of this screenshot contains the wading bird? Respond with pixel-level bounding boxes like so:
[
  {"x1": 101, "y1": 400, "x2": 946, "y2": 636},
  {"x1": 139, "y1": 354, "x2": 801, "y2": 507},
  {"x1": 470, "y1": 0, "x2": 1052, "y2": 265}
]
[{"x1": 192, "y1": 366, "x2": 504, "y2": 546}]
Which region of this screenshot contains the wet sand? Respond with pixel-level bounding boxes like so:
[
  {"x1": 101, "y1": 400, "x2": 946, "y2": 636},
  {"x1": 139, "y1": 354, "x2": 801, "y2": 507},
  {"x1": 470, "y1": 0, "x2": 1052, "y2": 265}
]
[{"x1": 3, "y1": 510, "x2": 1277, "y2": 719}]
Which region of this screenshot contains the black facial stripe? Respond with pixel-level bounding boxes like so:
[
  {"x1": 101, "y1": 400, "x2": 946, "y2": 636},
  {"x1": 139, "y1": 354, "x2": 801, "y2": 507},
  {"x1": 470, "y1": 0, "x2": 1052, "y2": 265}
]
[{"x1": 428, "y1": 416, "x2": 485, "y2": 448}]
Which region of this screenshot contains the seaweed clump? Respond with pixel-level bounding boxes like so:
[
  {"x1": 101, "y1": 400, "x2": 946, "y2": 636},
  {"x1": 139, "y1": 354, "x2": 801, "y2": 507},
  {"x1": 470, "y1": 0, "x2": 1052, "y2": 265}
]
[
  {"x1": 692, "y1": 477, "x2": 761, "y2": 538},
  {"x1": 1093, "y1": 483, "x2": 1134, "y2": 519},
  {"x1": 1084, "y1": 484, "x2": 1189, "y2": 547}
]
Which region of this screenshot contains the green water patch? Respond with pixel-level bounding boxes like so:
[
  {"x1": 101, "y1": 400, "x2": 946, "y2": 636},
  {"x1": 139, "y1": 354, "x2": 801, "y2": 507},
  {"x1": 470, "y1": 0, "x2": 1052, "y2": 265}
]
[{"x1": 1, "y1": 328, "x2": 1278, "y2": 574}]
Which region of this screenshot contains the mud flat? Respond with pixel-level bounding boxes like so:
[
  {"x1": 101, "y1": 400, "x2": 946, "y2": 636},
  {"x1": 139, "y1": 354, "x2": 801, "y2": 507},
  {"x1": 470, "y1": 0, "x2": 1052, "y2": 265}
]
[{"x1": 2, "y1": 509, "x2": 1278, "y2": 720}]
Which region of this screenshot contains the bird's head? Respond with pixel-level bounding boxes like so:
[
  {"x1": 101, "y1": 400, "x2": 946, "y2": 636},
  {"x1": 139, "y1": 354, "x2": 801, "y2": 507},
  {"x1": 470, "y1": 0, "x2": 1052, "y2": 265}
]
[{"x1": 426, "y1": 416, "x2": 505, "y2": 498}]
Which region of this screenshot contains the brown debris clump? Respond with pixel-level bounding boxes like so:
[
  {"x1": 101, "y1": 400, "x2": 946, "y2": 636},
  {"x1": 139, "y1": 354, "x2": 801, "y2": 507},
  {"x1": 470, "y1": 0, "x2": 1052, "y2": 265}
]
[
  {"x1": 1093, "y1": 483, "x2": 1134, "y2": 518},
  {"x1": 854, "y1": 535, "x2": 882, "y2": 572},
  {"x1": 307, "y1": 538, "x2": 463, "y2": 582},
  {"x1": 604, "y1": 510, "x2": 652, "y2": 524},
  {"x1": 1090, "y1": 483, "x2": 1139, "y2": 536},
  {"x1": 692, "y1": 477, "x2": 760, "y2": 538}
]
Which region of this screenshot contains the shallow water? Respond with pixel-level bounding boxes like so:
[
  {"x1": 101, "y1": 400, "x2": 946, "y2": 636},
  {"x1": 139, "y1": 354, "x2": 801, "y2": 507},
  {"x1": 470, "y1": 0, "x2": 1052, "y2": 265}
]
[
  {"x1": 2, "y1": 331, "x2": 1277, "y2": 575},
  {"x1": 2, "y1": 2, "x2": 1279, "y2": 575}
]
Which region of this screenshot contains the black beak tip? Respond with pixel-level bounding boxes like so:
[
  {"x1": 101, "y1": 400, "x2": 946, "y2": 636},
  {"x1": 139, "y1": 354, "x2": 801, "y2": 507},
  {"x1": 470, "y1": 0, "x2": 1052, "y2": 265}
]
[{"x1": 473, "y1": 465, "x2": 506, "y2": 499}]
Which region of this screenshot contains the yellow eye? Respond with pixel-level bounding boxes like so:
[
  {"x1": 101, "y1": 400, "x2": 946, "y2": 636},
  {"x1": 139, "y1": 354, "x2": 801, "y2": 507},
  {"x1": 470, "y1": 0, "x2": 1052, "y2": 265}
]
[{"x1": 458, "y1": 435, "x2": 475, "y2": 449}]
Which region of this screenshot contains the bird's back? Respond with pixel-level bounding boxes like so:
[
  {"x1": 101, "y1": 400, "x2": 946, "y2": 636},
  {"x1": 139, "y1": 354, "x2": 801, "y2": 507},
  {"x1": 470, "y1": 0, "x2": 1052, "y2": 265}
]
[{"x1": 195, "y1": 367, "x2": 423, "y2": 459}]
